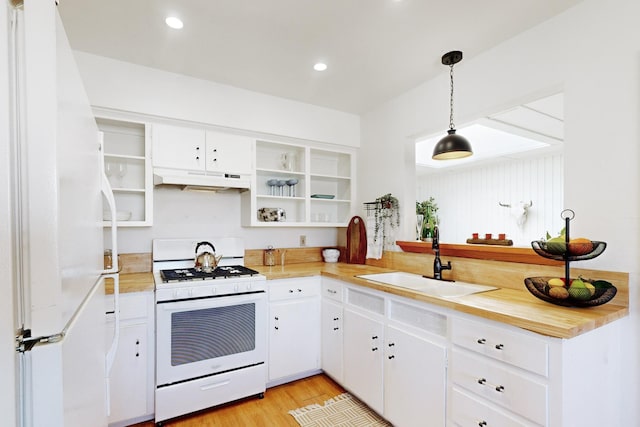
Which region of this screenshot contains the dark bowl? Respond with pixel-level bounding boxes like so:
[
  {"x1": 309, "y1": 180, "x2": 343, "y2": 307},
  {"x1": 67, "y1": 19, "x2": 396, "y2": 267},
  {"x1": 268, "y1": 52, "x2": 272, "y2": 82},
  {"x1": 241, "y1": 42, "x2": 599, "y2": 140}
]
[
  {"x1": 524, "y1": 276, "x2": 617, "y2": 308},
  {"x1": 531, "y1": 240, "x2": 606, "y2": 261}
]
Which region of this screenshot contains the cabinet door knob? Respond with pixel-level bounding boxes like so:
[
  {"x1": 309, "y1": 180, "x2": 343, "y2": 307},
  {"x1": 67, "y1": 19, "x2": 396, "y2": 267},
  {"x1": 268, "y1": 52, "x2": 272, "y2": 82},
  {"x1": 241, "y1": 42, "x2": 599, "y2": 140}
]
[
  {"x1": 371, "y1": 347, "x2": 378, "y2": 352},
  {"x1": 388, "y1": 355, "x2": 395, "y2": 360},
  {"x1": 274, "y1": 316, "x2": 279, "y2": 320},
  {"x1": 297, "y1": 289, "x2": 302, "y2": 292},
  {"x1": 333, "y1": 317, "x2": 339, "y2": 321},
  {"x1": 388, "y1": 342, "x2": 395, "y2": 347},
  {"x1": 477, "y1": 338, "x2": 486, "y2": 344},
  {"x1": 478, "y1": 422, "x2": 487, "y2": 427},
  {"x1": 371, "y1": 335, "x2": 378, "y2": 340},
  {"x1": 196, "y1": 156, "x2": 200, "y2": 160},
  {"x1": 495, "y1": 385, "x2": 505, "y2": 392},
  {"x1": 333, "y1": 327, "x2": 339, "y2": 331},
  {"x1": 477, "y1": 378, "x2": 487, "y2": 385},
  {"x1": 274, "y1": 326, "x2": 279, "y2": 330},
  {"x1": 196, "y1": 146, "x2": 200, "y2": 150},
  {"x1": 495, "y1": 343, "x2": 504, "y2": 350}
]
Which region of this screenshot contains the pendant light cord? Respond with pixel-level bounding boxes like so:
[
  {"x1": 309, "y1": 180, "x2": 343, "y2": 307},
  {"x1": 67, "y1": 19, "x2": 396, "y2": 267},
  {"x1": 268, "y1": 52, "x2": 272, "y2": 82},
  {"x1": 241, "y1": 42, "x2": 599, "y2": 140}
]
[{"x1": 449, "y1": 63, "x2": 455, "y2": 130}]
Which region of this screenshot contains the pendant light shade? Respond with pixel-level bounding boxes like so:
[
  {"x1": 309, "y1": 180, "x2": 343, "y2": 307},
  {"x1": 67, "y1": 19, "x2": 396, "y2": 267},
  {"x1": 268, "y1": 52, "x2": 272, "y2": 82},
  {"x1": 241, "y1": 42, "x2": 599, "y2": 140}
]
[{"x1": 432, "y1": 50, "x2": 473, "y2": 160}]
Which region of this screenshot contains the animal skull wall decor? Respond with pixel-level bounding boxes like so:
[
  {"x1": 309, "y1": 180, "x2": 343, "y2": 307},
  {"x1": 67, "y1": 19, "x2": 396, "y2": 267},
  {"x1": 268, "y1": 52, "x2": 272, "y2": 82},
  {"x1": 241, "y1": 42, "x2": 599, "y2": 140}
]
[{"x1": 499, "y1": 200, "x2": 533, "y2": 227}]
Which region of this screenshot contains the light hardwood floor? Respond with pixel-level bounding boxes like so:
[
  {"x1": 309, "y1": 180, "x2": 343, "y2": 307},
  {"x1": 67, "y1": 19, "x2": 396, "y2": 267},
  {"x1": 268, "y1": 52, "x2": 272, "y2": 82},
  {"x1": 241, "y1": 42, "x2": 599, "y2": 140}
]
[{"x1": 134, "y1": 374, "x2": 345, "y2": 426}]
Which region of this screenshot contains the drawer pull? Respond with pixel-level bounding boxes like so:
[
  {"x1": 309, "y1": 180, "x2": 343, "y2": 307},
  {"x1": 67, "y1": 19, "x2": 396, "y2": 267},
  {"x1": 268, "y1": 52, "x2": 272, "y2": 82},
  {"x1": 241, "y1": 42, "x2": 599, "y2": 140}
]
[
  {"x1": 297, "y1": 289, "x2": 302, "y2": 292},
  {"x1": 333, "y1": 327, "x2": 339, "y2": 331},
  {"x1": 327, "y1": 289, "x2": 337, "y2": 294},
  {"x1": 372, "y1": 347, "x2": 378, "y2": 352},
  {"x1": 289, "y1": 289, "x2": 294, "y2": 293},
  {"x1": 333, "y1": 317, "x2": 339, "y2": 321},
  {"x1": 495, "y1": 343, "x2": 504, "y2": 350},
  {"x1": 388, "y1": 342, "x2": 395, "y2": 347},
  {"x1": 477, "y1": 378, "x2": 487, "y2": 385},
  {"x1": 495, "y1": 385, "x2": 505, "y2": 392},
  {"x1": 388, "y1": 355, "x2": 395, "y2": 359},
  {"x1": 372, "y1": 335, "x2": 378, "y2": 340},
  {"x1": 478, "y1": 422, "x2": 487, "y2": 427},
  {"x1": 476, "y1": 338, "x2": 486, "y2": 344}
]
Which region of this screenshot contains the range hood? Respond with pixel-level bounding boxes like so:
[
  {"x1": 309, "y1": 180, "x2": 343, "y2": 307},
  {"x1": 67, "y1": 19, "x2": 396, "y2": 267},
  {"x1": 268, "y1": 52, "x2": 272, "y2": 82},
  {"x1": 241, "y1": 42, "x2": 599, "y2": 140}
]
[{"x1": 153, "y1": 169, "x2": 251, "y2": 192}]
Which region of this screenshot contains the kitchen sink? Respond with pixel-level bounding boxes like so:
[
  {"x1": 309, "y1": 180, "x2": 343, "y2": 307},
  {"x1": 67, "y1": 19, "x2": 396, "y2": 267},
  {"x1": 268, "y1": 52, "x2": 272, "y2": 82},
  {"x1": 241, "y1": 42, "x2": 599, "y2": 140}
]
[{"x1": 356, "y1": 271, "x2": 497, "y2": 298}]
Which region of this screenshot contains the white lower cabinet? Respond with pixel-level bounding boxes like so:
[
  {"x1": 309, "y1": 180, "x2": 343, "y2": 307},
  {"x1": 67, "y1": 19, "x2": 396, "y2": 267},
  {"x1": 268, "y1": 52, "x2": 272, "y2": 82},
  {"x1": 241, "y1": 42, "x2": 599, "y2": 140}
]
[
  {"x1": 339, "y1": 283, "x2": 448, "y2": 425},
  {"x1": 343, "y1": 306, "x2": 385, "y2": 414},
  {"x1": 384, "y1": 324, "x2": 446, "y2": 427},
  {"x1": 105, "y1": 291, "x2": 155, "y2": 426},
  {"x1": 450, "y1": 316, "x2": 550, "y2": 426},
  {"x1": 268, "y1": 277, "x2": 321, "y2": 385},
  {"x1": 321, "y1": 279, "x2": 344, "y2": 382}
]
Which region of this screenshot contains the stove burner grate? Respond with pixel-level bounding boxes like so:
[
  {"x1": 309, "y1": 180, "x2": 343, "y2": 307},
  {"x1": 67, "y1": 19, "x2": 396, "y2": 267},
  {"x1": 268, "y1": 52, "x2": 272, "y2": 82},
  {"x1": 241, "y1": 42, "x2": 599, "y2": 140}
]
[{"x1": 160, "y1": 265, "x2": 260, "y2": 282}]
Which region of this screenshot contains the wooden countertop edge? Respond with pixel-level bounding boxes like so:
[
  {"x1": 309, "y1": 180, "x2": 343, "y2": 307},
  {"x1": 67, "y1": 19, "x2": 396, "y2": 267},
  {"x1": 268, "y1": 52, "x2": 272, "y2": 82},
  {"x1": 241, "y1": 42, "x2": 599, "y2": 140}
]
[
  {"x1": 252, "y1": 262, "x2": 628, "y2": 339},
  {"x1": 111, "y1": 264, "x2": 629, "y2": 339}
]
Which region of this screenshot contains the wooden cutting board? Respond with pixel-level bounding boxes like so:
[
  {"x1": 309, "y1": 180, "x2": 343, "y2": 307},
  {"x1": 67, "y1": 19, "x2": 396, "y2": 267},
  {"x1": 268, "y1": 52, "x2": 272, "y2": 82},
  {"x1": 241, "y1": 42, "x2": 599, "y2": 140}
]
[{"x1": 346, "y1": 216, "x2": 367, "y2": 264}]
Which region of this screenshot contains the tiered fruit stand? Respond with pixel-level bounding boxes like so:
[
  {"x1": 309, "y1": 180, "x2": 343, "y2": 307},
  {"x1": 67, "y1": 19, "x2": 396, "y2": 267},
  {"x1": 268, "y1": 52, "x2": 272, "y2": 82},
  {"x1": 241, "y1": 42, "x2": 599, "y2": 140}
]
[{"x1": 525, "y1": 209, "x2": 617, "y2": 307}]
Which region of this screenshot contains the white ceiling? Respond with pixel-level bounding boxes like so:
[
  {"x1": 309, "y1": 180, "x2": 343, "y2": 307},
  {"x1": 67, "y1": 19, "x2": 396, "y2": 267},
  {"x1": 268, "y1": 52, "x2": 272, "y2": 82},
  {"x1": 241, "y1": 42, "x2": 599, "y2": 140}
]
[{"x1": 57, "y1": 0, "x2": 583, "y2": 114}]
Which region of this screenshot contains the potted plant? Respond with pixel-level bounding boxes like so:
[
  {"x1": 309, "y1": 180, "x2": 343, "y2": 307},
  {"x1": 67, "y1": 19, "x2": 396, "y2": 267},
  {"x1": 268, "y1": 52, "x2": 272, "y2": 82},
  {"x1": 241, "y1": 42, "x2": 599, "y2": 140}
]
[
  {"x1": 373, "y1": 193, "x2": 400, "y2": 243},
  {"x1": 416, "y1": 197, "x2": 439, "y2": 241}
]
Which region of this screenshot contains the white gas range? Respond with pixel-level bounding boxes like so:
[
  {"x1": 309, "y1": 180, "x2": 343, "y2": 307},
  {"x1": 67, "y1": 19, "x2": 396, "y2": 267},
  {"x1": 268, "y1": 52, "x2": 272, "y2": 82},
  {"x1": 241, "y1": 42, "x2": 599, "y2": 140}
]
[{"x1": 152, "y1": 238, "x2": 267, "y2": 425}]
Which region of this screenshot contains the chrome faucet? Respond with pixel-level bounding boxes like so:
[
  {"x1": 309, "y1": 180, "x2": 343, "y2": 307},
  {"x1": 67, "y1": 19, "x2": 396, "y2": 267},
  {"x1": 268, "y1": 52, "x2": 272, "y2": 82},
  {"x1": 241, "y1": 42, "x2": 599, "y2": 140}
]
[{"x1": 432, "y1": 226, "x2": 452, "y2": 280}]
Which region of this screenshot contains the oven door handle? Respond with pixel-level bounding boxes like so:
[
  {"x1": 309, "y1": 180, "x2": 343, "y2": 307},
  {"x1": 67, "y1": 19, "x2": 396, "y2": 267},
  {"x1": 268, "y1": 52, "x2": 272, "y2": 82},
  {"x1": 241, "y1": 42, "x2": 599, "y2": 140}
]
[{"x1": 158, "y1": 293, "x2": 265, "y2": 311}]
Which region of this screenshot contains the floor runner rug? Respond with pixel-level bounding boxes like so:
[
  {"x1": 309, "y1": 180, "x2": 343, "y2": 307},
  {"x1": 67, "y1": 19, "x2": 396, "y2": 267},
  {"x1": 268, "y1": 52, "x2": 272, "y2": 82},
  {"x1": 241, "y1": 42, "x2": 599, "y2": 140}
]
[{"x1": 288, "y1": 392, "x2": 393, "y2": 427}]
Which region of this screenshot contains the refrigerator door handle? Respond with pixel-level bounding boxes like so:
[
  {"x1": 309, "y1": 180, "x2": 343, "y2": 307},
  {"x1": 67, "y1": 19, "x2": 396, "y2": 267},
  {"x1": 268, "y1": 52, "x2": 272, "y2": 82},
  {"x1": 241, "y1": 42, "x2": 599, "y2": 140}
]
[
  {"x1": 15, "y1": 275, "x2": 106, "y2": 352},
  {"x1": 100, "y1": 137, "x2": 119, "y2": 276}
]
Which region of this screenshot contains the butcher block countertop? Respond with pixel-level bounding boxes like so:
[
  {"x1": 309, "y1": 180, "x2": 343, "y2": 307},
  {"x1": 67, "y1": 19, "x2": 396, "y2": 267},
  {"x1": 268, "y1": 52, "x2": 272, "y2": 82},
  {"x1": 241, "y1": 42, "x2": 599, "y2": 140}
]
[
  {"x1": 105, "y1": 272, "x2": 154, "y2": 294},
  {"x1": 109, "y1": 262, "x2": 628, "y2": 339},
  {"x1": 252, "y1": 262, "x2": 628, "y2": 339}
]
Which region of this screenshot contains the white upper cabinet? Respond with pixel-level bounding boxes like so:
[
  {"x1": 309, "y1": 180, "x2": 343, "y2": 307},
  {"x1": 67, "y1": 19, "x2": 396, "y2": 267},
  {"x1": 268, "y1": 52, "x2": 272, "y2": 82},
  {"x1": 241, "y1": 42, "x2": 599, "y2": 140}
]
[
  {"x1": 152, "y1": 124, "x2": 205, "y2": 171},
  {"x1": 205, "y1": 131, "x2": 253, "y2": 175},
  {"x1": 151, "y1": 124, "x2": 253, "y2": 175}
]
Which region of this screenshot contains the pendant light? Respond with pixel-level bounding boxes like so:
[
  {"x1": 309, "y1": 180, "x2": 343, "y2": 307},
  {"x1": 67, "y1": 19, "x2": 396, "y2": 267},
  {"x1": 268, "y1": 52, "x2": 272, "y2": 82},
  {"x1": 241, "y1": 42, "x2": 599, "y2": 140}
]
[{"x1": 432, "y1": 50, "x2": 473, "y2": 160}]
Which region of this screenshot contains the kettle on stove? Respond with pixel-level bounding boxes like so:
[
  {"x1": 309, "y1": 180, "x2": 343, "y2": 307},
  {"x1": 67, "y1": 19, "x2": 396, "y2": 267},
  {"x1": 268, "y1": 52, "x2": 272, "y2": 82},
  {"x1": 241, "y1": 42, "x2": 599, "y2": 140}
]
[{"x1": 194, "y1": 241, "x2": 223, "y2": 273}]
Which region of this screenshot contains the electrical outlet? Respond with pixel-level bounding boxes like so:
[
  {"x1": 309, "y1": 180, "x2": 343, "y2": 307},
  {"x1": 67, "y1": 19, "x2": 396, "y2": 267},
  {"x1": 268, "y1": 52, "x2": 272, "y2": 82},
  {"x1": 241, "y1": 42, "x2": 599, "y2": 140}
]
[{"x1": 299, "y1": 235, "x2": 306, "y2": 247}]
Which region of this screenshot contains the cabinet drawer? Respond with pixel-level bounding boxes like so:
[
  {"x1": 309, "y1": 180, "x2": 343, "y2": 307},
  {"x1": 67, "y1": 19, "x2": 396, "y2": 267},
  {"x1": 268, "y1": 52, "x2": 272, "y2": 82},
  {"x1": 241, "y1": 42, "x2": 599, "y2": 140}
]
[
  {"x1": 451, "y1": 387, "x2": 539, "y2": 427},
  {"x1": 452, "y1": 317, "x2": 548, "y2": 377},
  {"x1": 451, "y1": 350, "x2": 547, "y2": 426},
  {"x1": 155, "y1": 364, "x2": 265, "y2": 422},
  {"x1": 321, "y1": 278, "x2": 344, "y2": 302},
  {"x1": 346, "y1": 287, "x2": 385, "y2": 315},
  {"x1": 269, "y1": 277, "x2": 320, "y2": 301},
  {"x1": 106, "y1": 292, "x2": 149, "y2": 321}
]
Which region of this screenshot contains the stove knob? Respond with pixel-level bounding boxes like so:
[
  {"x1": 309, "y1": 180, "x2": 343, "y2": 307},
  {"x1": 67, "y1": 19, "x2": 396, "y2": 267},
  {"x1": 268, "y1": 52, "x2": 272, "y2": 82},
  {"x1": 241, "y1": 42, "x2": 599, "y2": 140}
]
[
  {"x1": 173, "y1": 289, "x2": 181, "y2": 299},
  {"x1": 246, "y1": 283, "x2": 252, "y2": 291},
  {"x1": 188, "y1": 289, "x2": 194, "y2": 297},
  {"x1": 211, "y1": 287, "x2": 217, "y2": 295},
  {"x1": 234, "y1": 284, "x2": 239, "y2": 292}
]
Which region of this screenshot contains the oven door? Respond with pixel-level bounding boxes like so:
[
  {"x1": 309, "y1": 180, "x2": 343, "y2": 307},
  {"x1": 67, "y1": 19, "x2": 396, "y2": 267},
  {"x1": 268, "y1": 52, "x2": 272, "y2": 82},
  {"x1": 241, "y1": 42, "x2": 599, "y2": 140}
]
[{"x1": 156, "y1": 291, "x2": 267, "y2": 387}]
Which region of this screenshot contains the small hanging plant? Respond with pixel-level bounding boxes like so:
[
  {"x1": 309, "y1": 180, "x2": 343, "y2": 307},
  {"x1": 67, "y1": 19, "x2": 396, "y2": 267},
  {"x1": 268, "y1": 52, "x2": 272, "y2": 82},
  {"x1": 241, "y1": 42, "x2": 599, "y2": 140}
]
[{"x1": 374, "y1": 193, "x2": 400, "y2": 242}]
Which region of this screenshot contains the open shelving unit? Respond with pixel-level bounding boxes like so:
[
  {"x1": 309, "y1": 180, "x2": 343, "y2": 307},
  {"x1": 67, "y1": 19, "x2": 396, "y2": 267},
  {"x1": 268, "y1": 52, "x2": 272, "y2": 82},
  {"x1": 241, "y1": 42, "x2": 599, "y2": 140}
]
[{"x1": 242, "y1": 140, "x2": 355, "y2": 227}]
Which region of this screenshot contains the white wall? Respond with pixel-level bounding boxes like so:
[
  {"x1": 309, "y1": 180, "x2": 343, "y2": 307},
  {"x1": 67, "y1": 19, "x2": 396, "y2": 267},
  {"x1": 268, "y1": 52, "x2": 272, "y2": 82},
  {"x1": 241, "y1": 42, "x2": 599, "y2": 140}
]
[
  {"x1": 115, "y1": 187, "x2": 340, "y2": 254},
  {"x1": 74, "y1": 51, "x2": 359, "y2": 148},
  {"x1": 72, "y1": 52, "x2": 360, "y2": 253},
  {"x1": 359, "y1": 0, "x2": 640, "y2": 424},
  {"x1": 417, "y1": 153, "x2": 564, "y2": 246}
]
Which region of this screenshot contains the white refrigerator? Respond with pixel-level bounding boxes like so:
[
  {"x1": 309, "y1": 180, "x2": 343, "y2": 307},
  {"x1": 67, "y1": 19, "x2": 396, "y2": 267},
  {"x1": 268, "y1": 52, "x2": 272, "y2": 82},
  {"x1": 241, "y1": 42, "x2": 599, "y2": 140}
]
[{"x1": 1, "y1": 2, "x2": 119, "y2": 426}]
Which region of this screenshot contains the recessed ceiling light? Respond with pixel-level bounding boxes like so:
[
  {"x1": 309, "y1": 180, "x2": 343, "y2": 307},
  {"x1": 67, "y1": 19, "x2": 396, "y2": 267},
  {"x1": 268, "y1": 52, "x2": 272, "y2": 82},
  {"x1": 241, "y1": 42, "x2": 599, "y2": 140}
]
[
  {"x1": 165, "y1": 16, "x2": 184, "y2": 29},
  {"x1": 313, "y1": 63, "x2": 328, "y2": 72}
]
